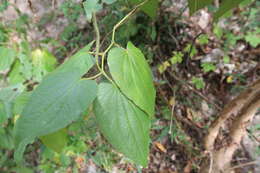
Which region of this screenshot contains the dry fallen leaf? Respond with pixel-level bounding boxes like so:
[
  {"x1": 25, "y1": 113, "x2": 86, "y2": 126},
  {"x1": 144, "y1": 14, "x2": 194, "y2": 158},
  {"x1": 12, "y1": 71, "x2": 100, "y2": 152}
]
[{"x1": 154, "y1": 141, "x2": 167, "y2": 153}]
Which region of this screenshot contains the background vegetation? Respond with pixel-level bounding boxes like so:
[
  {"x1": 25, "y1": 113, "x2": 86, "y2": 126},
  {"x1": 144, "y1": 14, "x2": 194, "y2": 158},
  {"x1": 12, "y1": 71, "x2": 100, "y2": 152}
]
[{"x1": 0, "y1": 0, "x2": 259, "y2": 172}]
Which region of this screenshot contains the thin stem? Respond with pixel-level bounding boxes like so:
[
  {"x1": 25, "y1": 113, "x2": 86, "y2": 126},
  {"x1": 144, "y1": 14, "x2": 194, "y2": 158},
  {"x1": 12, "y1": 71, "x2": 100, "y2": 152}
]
[
  {"x1": 87, "y1": 51, "x2": 104, "y2": 56},
  {"x1": 92, "y1": 12, "x2": 116, "y2": 85},
  {"x1": 91, "y1": 0, "x2": 150, "y2": 83},
  {"x1": 101, "y1": 0, "x2": 150, "y2": 70},
  {"x1": 85, "y1": 72, "x2": 102, "y2": 80},
  {"x1": 92, "y1": 13, "x2": 102, "y2": 71}
]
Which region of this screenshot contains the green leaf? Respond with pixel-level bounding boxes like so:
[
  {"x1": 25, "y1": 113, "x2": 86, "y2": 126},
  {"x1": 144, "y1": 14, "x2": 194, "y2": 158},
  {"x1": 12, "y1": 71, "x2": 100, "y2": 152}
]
[
  {"x1": 191, "y1": 77, "x2": 205, "y2": 89},
  {"x1": 14, "y1": 42, "x2": 97, "y2": 163},
  {"x1": 10, "y1": 167, "x2": 33, "y2": 173},
  {"x1": 40, "y1": 128, "x2": 67, "y2": 153},
  {"x1": 198, "y1": 34, "x2": 209, "y2": 45},
  {"x1": 31, "y1": 49, "x2": 57, "y2": 72},
  {"x1": 213, "y1": 24, "x2": 223, "y2": 39},
  {"x1": 245, "y1": 32, "x2": 260, "y2": 48},
  {"x1": 184, "y1": 44, "x2": 198, "y2": 58},
  {"x1": 94, "y1": 83, "x2": 151, "y2": 167},
  {"x1": 188, "y1": 0, "x2": 214, "y2": 15},
  {"x1": 13, "y1": 92, "x2": 31, "y2": 115},
  {"x1": 108, "y1": 42, "x2": 155, "y2": 117},
  {"x1": 130, "y1": 0, "x2": 159, "y2": 18},
  {"x1": 214, "y1": 0, "x2": 246, "y2": 21},
  {"x1": 14, "y1": 74, "x2": 97, "y2": 162},
  {"x1": 56, "y1": 42, "x2": 95, "y2": 75},
  {"x1": 223, "y1": 55, "x2": 230, "y2": 64},
  {"x1": 0, "y1": 84, "x2": 24, "y2": 119},
  {"x1": 0, "y1": 0, "x2": 9, "y2": 12},
  {"x1": 158, "y1": 61, "x2": 170, "y2": 74},
  {"x1": 83, "y1": 0, "x2": 102, "y2": 21},
  {"x1": 0, "y1": 101, "x2": 7, "y2": 125},
  {"x1": 18, "y1": 53, "x2": 33, "y2": 80},
  {"x1": 201, "y1": 63, "x2": 216, "y2": 72},
  {"x1": 170, "y1": 51, "x2": 183, "y2": 64},
  {"x1": 31, "y1": 49, "x2": 57, "y2": 82},
  {"x1": 0, "y1": 127, "x2": 14, "y2": 149},
  {"x1": 0, "y1": 46, "x2": 16, "y2": 71},
  {"x1": 8, "y1": 60, "x2": 26, "y2": 85}
]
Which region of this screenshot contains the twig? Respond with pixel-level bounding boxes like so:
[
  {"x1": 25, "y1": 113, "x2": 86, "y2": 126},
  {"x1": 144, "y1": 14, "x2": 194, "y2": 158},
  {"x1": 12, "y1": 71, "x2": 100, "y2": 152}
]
[
  {"x1": 169, "y1": 72, "x2": 222, "y2": 111},
  {"x1": 229, "y1": 160, "x2": 258, "y2": 170},
  {"x1": 208, "y1": 151, "x2": 213, "y2": 173},
  {"x1": 100, "y1": 0, "x2": 150, "y2": 71}
]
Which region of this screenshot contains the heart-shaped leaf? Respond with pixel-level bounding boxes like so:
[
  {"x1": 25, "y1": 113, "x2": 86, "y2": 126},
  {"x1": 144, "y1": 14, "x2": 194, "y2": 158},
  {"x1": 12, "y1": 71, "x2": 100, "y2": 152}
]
[
  {"x1": 94, "y1": 83, "x2": 151, "y2": 167},
  {"x1": 108, "y1": 42, "x2": 155, "y2": 117}
]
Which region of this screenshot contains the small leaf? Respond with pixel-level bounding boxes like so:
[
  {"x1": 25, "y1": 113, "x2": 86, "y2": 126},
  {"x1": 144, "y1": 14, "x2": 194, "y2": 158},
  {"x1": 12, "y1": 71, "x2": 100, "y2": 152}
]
[
  {"x1": 83, "y1": 0, "x2": 102, "y2": 21},
  {"x1": 197, "y1": 34, "x2": 209, "y2": 45},
  {"x1": 245, "y1": 32, "x2": 260, "y2": 48},
  {"x1": 94, "y1": 83, "x2": 151, "y2": 167},
  {"x1": 223, "y1": 55, "x2": 230, "y2": 64},
  {"x1": 213, "y1": 24, "x2": 223, "y2": 39},
  {"x1": 158, "y1": 61, "x2": 170, "y2": 74},
  {"x1": 8, "y1": 60, "x2": 26, "y2": 85},
  {"x1": 214, "y1": 0, "x2": 246, "y2": 21},
  {"x1": 0, "y1": 46, "x2": 16, "y2": 72},
  {"x1": 108, "y1": 42, "x2": 156, "y2": 117},
  {"x1": 130, "y1": 0, "x2": 159, "y2": 18},
  {"x1": 201, "y1": 62, "x2": 216, "y2": 72},
  {"x1": 191, "y1": 77, "x2": 205, "y2": 89},
  {"x1": 188, "y1": 0, "x2": 214, "y2": 15},
  {"x1": 31, "y1": 49, "x2": 57, "y2": 82},
  {"x1": 170, "y1": 51, "x2": 183, "y2": 64},
  {"x1": 184, "y1": 44, "x2": 197, "y2": 58},
  {"x1": 40, "y1": 128, "x2": 67, "y2": 153}
]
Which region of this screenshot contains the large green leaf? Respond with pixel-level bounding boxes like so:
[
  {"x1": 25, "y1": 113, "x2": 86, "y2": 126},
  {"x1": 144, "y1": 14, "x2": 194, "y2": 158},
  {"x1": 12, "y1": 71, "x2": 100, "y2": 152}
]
[
  {"x1": 40, "y1": 128, "x2": 67, "y2": 153},
  {"x1": 130, "y1": 0, "x2": 158, "y2": 18},
  {"x1": 0, "y1": 46, "x2": 16, "y2": 71},
  {"x1": 14, "y1": 73, "x2": 97, "y2": 162},
  {"x1": 14, "y1": 42, "x2": 97, "y2": 162},
  {"x1": 56, "y1": 42, "x2": 95, "y2": 75},
  {"x1": 188, "y1": 0, "x2": 214, "y2": 15},
  {"x1": 214, "y1": 0, "x2": 246, "y2": 20},
  {"x1": 108, "y1": 42, "x2": 155, "y2": 117},
  {"x1": 13, "y1": 91, "x2": 31, "y2": 116},
  {"x1": 94, "y1": 83, "x2": 151, "y2": 167}
]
